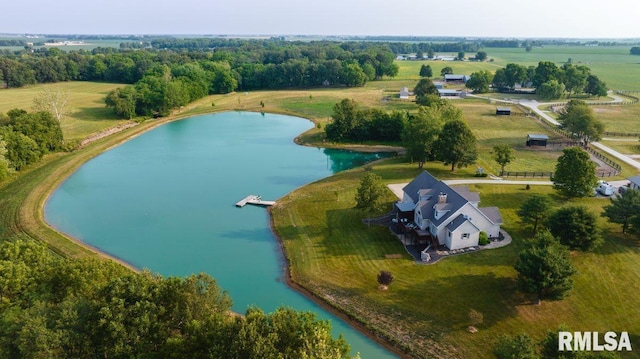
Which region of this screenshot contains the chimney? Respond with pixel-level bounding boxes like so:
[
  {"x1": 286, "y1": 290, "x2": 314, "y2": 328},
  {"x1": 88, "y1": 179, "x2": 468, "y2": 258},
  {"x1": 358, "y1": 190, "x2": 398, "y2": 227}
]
[{"x1": 438, "y1": 192, "x2": 447, "y2": 204}]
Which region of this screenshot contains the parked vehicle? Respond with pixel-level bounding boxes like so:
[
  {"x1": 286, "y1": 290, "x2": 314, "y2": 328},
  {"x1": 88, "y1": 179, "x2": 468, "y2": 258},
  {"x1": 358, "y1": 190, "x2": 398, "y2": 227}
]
[{"x1": 597, "y1": 181, "x2": 615, "y2": 196}]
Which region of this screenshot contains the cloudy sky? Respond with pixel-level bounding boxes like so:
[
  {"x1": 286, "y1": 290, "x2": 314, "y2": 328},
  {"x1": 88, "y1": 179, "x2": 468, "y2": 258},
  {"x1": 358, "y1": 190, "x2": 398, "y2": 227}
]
[{"x1": 2, "y1": 0, "x2": 638, "y2": 38}]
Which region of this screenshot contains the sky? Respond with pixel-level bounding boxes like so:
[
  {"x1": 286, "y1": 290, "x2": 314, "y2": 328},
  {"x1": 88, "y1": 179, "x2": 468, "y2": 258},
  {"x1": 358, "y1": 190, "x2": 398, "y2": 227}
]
[{"x1": 2, "y1": 0, "x2": 639, "y2": 39}]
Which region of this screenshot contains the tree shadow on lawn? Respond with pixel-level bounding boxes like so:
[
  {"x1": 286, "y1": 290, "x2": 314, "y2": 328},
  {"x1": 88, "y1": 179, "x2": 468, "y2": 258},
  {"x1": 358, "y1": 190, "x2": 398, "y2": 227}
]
[
  {"x1": 592, "y1": 231, "x2": 640, "y2": 256},
  {"x1": 72, "y1": 106, "x2": 121, "y2": 123},
  {"x1": 394, "y1": 272, "x2": 520, "y2": 331}
]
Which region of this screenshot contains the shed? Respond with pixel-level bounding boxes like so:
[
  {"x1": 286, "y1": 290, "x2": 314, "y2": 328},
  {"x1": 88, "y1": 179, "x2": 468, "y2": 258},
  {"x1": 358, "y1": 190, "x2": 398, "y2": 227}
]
[
  {"x1": 526, "y1": 134, "x2": 549, "y2": 147},
  {"x1": 496, "y1": 107, "x2": 511, "y2": 116}
]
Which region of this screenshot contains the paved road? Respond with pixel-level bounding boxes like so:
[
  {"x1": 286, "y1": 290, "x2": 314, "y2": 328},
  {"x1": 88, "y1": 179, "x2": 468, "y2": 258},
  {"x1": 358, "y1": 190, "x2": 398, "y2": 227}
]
[{"x1": 516, "y1": 97, "x2": 640, "y2": 171}]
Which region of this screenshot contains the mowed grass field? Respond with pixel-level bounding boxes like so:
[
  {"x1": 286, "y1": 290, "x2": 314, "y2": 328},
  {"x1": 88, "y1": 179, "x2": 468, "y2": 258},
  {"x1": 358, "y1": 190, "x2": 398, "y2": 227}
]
[
  {"x1": 272, "y1": 158, "x2": 640, "y2": 358},
  {"x1": 0, "y1": 81, "x2": 129, "y2": 140}
]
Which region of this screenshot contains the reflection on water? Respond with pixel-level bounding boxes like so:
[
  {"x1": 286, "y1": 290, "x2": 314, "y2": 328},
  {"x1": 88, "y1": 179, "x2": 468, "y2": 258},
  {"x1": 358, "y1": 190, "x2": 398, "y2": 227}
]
[{"x1": 323, "y1": 148, "x2": 396, "y2": 173}]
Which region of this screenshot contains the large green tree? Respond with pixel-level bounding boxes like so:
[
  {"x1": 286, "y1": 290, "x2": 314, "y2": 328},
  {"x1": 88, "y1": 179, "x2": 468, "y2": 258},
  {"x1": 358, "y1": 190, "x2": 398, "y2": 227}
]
[
  {"x1": 514, "y1": 231, "x2": 576, "y2": 304},
  {"x1": 517, "y1": 194, "x2": 553, "y2": 235},
  {"x1": 548, "y1": 205, "x2": 602, "y2": 251},
  {"x1": 552, "y1": 146, "x2": 598, "y2": 198},
  {"x1": 601, "y1": 189, "x2": 640, "y2": 234},
  {"x1": 434, "y1": 119, "x2": 478, "y2": 171},
  {"x1": 401, "y1": 105, "x2": 453, "y2": 167},
  {"x1": 105, "y1": 87, "x2": 137, "y2": 119},
  {"x1": 465, "y1": 70, "x2": 492, "y2": 93},
  {"x1": 419, "y1": 64, "x2": 433, "y2": 77},
  {"x1": 561, "y1": 63, "x2": 589, "y2": 96},
  {"x1": 493, "y1": 334, "x2": 538, "y2": 359},
  {"x1": 584, "y1": 74, "x2": 608, "y2": 98},
  {"x1": 537, "y1": 79, "x2": 566, "y2": 100},
  {"x1": 355, "y1": 171, "x2": 387, "y2": 226},
  {"x1": 558, "y1": 100, "x2": 604, "y2": 144},
  {"x1": 492, "y1": 144, "x2": 515, "y2": 175},
  {"x1": 413, "y1": 78, "x2": 439, "y2": 98},
  {"x1": 0, "y1": 128, "x2": 41, "y2": 170},
  {"x1": 325, "y1": 99, "x2": 359, "y2": 141}
]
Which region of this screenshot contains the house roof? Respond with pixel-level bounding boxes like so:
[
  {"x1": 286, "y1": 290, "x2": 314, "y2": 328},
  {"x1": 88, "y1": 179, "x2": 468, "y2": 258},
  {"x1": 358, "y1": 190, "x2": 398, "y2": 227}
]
[
  {"x1": 527, "y1": 134, "x2": 549, "y2": 140},
  {"x1": 438, "y1": 89, "x2": 461, "y2": 95},
  {"x1": 403, "y1": 171, "x2": 503, "y2": 228},
  {"x1": 444, "y1": 74, "x2": 465, "y2": 80},
  {"x1": 446, "y1": 214, "x2": 481, "y2": 232},
  {"x1": 402, "y1": 172, "x2": 470, "y2": 226},
  {"x1": 496, "y1": 107, "x2": 511, "y2": 112},
  {"x1": 396, "y1": 202, "x2": 415, "y2": 212},
  {"x1": 628, "y1": 175, "x2": 640, "y2": 187},
  {"x1": 451, "y1": 186, "x2": 480, "y2": 203},
  {"x1": 480, "y1": 207, "x2": 503, "y2": 224}
]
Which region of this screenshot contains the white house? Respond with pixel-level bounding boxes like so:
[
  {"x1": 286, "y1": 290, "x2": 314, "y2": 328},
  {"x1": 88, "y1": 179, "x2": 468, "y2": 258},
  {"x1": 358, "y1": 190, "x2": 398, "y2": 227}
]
[{"x1": 396, "y1": 171, "x2": 502, "y2": 250}]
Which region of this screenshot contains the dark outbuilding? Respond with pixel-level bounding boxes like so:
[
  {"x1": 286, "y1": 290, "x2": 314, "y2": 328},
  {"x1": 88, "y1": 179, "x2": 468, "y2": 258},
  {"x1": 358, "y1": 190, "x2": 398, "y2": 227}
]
[
  {"x1": 526, "y1": 134, "x2": 549, "y2": 147},
  {"x1": 496, "y1": 107, "x2": 511, "y2": 116}
]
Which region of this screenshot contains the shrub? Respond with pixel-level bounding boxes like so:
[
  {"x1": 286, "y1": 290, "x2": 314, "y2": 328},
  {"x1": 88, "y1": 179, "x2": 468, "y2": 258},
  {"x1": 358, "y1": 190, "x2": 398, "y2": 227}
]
[
  {"x1": 478, "y1": 231, "x2": 489, "y2": 245},
  {"x1": 377, "y1": 270, "x2": 394, "y2": 286}
]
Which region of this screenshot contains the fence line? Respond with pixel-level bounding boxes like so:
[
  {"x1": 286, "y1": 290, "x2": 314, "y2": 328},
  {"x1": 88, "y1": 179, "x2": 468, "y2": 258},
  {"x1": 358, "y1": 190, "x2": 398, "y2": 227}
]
[
  {"x1": 500, "y1": 170, "x2": 619, "y2": 179},
  {"x1": 603, "y1": 131, "x2": 640, "y2": 138}
]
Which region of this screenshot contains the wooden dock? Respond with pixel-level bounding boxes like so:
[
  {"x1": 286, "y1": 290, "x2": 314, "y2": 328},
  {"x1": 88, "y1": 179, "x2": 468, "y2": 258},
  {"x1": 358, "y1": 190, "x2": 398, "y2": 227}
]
[{"x1": 235, "y1": 195, "x2": 276, "y2": 207}]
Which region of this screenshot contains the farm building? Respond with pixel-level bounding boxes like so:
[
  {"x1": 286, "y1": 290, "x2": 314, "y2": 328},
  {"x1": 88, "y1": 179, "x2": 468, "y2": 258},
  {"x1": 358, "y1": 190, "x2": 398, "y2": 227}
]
[
  {"x1": 438, "y1": 89, "x2": 462, "y2": 97},
  {"x1": 444, "y1": 74, "x2": 470, "y2": 83},
  {"x1": 526, "y1": 134, "x2": 549, "y2": 147},
  {"x1": 496, "y1": 107, "x2": 511, "y2": 116},
  {"x1": 399, "y1": 87, "x2": 410, "y2": 99}
]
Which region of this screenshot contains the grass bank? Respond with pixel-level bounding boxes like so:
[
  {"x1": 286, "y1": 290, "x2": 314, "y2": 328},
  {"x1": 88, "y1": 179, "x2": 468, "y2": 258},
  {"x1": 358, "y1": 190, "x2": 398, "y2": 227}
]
[{"x1": 271, "y1": 158, "x2": 640, "y2": 358}]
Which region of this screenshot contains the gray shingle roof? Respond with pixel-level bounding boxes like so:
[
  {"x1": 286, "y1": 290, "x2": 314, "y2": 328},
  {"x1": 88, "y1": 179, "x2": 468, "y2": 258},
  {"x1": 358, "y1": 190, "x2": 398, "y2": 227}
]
[
  {"x1": 628, "y1": 175, "x2": 640, "y2": 187},
  {"x1": 479, "y1": 207, "x2": 503, "y2": 224},
  {"x1": 402, "y1": 171, "x2": 469, "y2": 226},
  {"x1": 452, "y1": 186, "x2": 480, "y2": 203}
]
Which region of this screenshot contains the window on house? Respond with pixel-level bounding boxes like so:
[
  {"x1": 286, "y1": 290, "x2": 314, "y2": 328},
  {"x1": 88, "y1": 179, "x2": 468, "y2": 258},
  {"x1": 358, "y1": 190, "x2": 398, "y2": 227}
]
[{"x1": 461, "y1": 233, "x2": 470, "y2": 240}]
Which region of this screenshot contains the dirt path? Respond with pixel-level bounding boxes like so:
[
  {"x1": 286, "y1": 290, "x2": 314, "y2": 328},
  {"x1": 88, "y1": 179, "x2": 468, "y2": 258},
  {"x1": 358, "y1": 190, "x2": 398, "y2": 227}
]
[{"x1": 80, "y1": 122, "x2": 138, "y2": 147}]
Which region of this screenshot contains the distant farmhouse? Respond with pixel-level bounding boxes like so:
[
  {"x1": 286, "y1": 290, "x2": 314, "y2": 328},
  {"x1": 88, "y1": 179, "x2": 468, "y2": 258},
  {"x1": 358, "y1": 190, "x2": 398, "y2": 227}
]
[{"x1": 394, "y1": 171, "x2": 502, "y2": 250}]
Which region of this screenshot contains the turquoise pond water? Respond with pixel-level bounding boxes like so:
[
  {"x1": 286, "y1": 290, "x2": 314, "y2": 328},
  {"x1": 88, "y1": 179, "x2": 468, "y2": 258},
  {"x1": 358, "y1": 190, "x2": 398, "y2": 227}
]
[{"x1": 45, "y1": 111, "x2": 397, "y2": 358}]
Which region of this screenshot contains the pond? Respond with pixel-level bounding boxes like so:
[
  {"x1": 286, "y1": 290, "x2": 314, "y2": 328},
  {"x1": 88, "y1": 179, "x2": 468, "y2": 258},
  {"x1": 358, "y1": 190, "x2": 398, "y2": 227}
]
[{"x1": 45, "y1": 111, "x2": 397, "y2": 358}]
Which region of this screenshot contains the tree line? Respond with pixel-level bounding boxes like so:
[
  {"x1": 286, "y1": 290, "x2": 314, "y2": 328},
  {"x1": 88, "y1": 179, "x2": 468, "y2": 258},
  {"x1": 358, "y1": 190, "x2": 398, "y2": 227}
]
[
  {"x1": 0, "y1": 41, "x2": 398, "y2": 90},
  {"x1": 460, "y1": 61, "x2": 608, "y2": 99},
  {"x1": 325, "y1": 98, "x2": 478, "y2": 171},
  {"x1": 0, "y1": 109, "x2": 65, "y2": 181},
  {"x1": 0, "y1": 239, "x2": 355, "y2": 358}
]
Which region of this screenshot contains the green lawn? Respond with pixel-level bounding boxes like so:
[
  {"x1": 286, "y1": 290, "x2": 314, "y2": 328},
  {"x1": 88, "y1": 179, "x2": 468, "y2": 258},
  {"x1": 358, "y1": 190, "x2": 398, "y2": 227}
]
[
  {"x1": 0, "y1": 81, "x2": 129, "y2": 140},
  {"x1": 272, "y1": 158, "x2": 640, "y2": 358}
]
